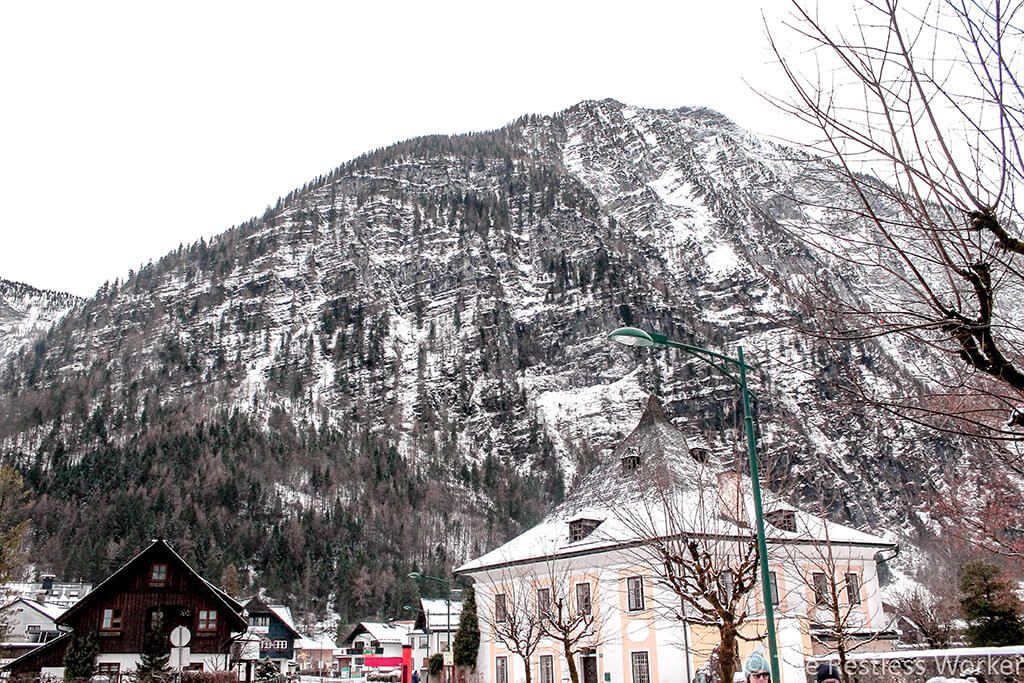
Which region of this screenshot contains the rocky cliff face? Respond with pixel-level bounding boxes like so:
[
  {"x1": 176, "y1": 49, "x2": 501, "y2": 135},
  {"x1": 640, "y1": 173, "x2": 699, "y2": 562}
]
[
  {"x1": 0, "y1": 100, "x2": 958, "y2": 614},
  {"x1": 0, "y1": 279, "x2": 80, "y2": 364}
]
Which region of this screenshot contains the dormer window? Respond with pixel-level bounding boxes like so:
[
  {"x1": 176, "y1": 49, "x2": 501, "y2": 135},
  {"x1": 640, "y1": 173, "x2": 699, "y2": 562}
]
[
  {"x1": 569, "y1": 518, "x2": 601, "y2": 542},
  {"x1": 765, "y1": 510, "x2": 797, "y2": 532},
  {"x1": 150, "y1": 563, "x2": 168, "y2": 587},
  {"x1": 690, "y1": 448, "x2": 710, "y2": 464},
  {"x1": 621, "y1": 454, "x2": 641, "y2": 472}
]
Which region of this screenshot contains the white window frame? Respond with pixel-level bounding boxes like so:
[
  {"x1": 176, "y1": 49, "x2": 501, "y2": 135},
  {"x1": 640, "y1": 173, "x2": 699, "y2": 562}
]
[
  {"x1": 631, "y1": 651, "x2": 651, "y2": 683},
  {"x1": 539, "y1": 655, "x2": 554, "y2": 683},
  {"x1": 495, "y1": 656, "x2": 508, "y2": 683},
  {"x1": 494, "y1": 593, "x2": 507, "y2": 623},
  {"x1": 845, "y1": 573, "x2": 862, "y2": 605},
  {"x1": 575, "y1": 582, "x2": 591, "y2": 615},
  {"x1": 627, "y1": 576, "x2": 645, "y2": 611}
]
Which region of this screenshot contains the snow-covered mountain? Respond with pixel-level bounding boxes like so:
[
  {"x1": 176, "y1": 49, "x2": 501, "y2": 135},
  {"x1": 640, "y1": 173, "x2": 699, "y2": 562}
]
[
  {"x1": 0, "y1": 279, "x2": 80, "y2": 364},
  {"x1": 0, "y1": 100, "x2": 961, "y2": 612}
]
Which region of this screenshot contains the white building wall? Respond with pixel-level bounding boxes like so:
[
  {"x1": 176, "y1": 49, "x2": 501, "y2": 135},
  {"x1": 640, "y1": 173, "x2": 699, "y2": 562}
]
[{"x1": 470, "y1": 540, "x2": 891, "y2": 683}]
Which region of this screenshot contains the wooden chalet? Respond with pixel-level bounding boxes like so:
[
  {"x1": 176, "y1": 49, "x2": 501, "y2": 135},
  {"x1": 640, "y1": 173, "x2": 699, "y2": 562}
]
[
  {"x1": 239, "y1": 597, "x2": 301, "y2": 673},
  {"x1": 3, "y1": 539, "x2": 247, "y2": 680}
]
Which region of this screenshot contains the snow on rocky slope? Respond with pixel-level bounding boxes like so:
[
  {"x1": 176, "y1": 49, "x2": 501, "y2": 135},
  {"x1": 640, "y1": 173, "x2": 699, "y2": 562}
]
[{"x1": 0, "y1": 100, "x2": 973, "y2": 587}]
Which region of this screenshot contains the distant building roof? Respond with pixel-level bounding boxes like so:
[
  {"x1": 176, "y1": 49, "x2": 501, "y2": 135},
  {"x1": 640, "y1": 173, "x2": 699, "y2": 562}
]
[
  {"x1": 340, "y1": 622, "x2": 411, "y2": 646},
  {"x1": 418, "y1": 598, "x2": 463, "y2": 632}
]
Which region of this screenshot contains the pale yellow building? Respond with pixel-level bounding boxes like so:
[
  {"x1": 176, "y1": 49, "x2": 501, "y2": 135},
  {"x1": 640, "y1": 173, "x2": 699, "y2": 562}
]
[{"x1": 456, "y1": 396, "x2": 896, "y2": 683}]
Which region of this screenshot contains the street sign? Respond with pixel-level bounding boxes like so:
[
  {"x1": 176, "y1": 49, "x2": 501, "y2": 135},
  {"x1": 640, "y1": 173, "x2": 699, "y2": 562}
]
[
  {"x1": 170, "y1": 646, "x2": 190, "y2": 669},
  {"x1": 170, "y1": 626, "x2": 191, "y2": 647}
]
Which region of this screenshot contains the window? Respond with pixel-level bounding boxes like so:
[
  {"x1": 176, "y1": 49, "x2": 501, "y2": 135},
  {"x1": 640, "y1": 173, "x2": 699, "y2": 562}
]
[
  {"x1": 568, "y1": 518, "x2": 601, "y2": 542},
  {"x1": 718, "y1": 570, "x2": 734, "y2": 605},
  {"x1": 539, "y1": 655, "x2": 554, "y2": 683},
  {"x1": 627, "y1": 576, "x2": 645, "y2": 611},
  {"x1": 101, "y1": 608, "x2": 122, "y2": 632},
  {"x1": 768, "y1": 571, "x2": 780, "y2": 607},
  {"x1": 536, "y1": 588, "x2": 551, "y2": 617},
  {"x1": 690, "y1": 447, "x2": 710, "y2": 464},
  {"x1": 495, "y1": 656, "x2": 508, "y2": 683},
  {"x1": 575, "y1": 583, "x2": 592, "y2": 615},
  {"x1": 198, "y1": 609, "x2": 217, "y2": 632},
  {"x1": 845, "y1": 573, "x2": 861, "y2": 605},
  {"x1": 26, "y1": 624, "x2": 41, "y2": 634},
  {"x1": 419, "y1": 636, "x2": 428, "y2": 648},
  {"x1": 96, "y1": 663, "x2": 121, "y2": 681},
  {"x1": 621, "y1": 454, "x2": 641, "y2": 472},
  {"x1": 765, "y1": 510, "x2": 797, "y2": 532},
  {"x1": 631, "y1": 652, "x2": 651, "y2": 683},
  {"x1": 812, "y1": 572, "x2": 830, "y2": 607},
  {"x1": 494, "y1": 593, "x2": 507, "y2": 623},
  {"x1": 149, "y1": 563, "x2": 169, "y2": 587},
  {"x1": 249, "y1": 615, "x2": 270, "y2": 627}
]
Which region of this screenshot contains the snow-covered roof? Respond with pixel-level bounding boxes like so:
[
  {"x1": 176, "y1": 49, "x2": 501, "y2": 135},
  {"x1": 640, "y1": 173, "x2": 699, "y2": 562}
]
[
  {"x1": 295, "y1": 634, "x2": 338, "y2": 651},
  {"x1": 354, "y1": 621, "x2": 412, "y2": 644},
  {"x1": 458, "y1": 395, "x2": 894, "y2": 575},
  {"x1": 419, "y1": 598, "x2": 463, "y2": 631},
  {"x1": 240, "y1": 597, "x2": 302, "y2": 637},
  {"x1": 1, "y1": 596, "x2": 65, "y2": 621}
]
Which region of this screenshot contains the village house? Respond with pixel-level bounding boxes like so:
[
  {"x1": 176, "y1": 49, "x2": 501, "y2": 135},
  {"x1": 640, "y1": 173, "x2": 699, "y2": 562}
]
[
  {"x1": 407, "y1": 597, "x2": 464, "y2": 683},
  {"x1": 456, "y1": 395, "x2": 897, "y2": 683},
  {"x1": 293, "y1": 633, "x2": 339, "y2": 674},
  {"x1": 2, "y1": 539, "x2": 248, "y2": 681},
  {"x1": 0, "y1": 597, "x2": 65, "y2": 668},
  {"x1": 338, "y1": 621, "x2": 415, "y2": 680},
  {"x1": 240, "y1": 597, "x2": 302, "y2": 674}
]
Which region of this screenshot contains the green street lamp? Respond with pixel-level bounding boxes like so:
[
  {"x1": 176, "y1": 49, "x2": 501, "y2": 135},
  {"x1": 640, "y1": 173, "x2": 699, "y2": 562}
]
[
  {"x1": 608, "y1": 326, "x2": 781, "y2": 683},
  {"x1": 409, "y1": 572, "x2": 453, "y2": 683}
]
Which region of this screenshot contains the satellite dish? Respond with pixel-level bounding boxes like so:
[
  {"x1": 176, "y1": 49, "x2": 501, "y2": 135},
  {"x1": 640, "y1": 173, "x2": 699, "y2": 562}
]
[{"x1": 169, "y1": 626, "x2": 191, "y2": 647}]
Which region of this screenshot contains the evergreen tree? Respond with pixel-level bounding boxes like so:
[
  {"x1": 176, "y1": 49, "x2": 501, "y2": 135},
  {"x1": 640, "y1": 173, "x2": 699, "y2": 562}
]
[
  {"x1": 959, "y1": 560, "x2": 1024, "y2": 646},
  {"x1": 428, "y1": 654, "x2": 445, "y2": 677},
  {"x1": 63, "y1": 631, "x2": 99, "y2": 681},
  {"x1": 256, "y1": 657, "x2": 281, "y2": 681},
  {"x1": 452, "y1": 585, "x2": 480, "y2": 668},
  {"x1": 138, "y1": 628, "x2": 170, "y2": 676}
]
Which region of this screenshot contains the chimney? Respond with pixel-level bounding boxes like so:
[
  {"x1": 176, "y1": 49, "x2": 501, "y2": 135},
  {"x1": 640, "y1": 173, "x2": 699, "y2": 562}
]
[
  {"x1": 41, "y1": 574, "x2": 56, "y2": 593},
  {"x1": 716, "y1": 470, "x2": 749, "y2": 526}
]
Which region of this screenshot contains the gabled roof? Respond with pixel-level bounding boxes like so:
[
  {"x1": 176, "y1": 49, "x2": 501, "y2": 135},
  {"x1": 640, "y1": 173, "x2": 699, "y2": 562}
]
[
  {"x1": 58, "y1": 539, "x2": 247, "y2": 631},
  {"x1": 417, "y1": 598, "x2": 463, "y2": 632},
  {"x1": 1, "y1": 631, "x2": 71, "y2": 672},
  {"x1": 1, "y1": 596, "x2": 65, "y2": 622},
  {"x1": 340, "y1": 621, "x2": 411, "y2": 645},
  {"x1": 241, "y1": 597, "x2": 302, "y2": 637},
  {"x1": 457, "y1": 394, "x2": 895, "y2": 575}
]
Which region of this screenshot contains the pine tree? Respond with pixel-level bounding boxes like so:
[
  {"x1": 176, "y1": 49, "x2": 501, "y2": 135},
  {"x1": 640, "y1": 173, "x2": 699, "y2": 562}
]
[
  {"x1": 959, "y1": 560, "x2": 1024, "y2": 646},
  {"x1": 63, "y1": 631, "x2": 99, "y2": 681},
  {"x1": 138, "y1": 628, "x2": 170, "y2": 676},
  {"x1": 452, "y1": 585, "x2": 479, "y2": 668}
]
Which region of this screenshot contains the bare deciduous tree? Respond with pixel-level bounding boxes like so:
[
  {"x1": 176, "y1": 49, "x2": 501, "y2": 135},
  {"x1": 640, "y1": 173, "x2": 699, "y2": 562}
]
[
  {"x1": 765, "y1": 0, "x2": 1024, "y2": 445},
  {"x1": 613, "y1": 465, "x2": 762, "y2": 683},
  {"x1": 775, "y1": 511, "x2": 895, "y2": 683},
  {"x1": 476, "y1": 569, "x2": 544, "y2": 683},
  {"x1": 893, "y1": 584, "x2": 958, "y2": 648},
  {"x1": 535, "y1": 560, "x2": 606, "y2": 683}
]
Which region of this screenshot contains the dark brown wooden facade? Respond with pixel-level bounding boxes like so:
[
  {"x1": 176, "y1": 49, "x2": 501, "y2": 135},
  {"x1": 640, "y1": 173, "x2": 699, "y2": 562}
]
[{"x1": 5, "y1": 539, "x2": 247, "y2": 676}]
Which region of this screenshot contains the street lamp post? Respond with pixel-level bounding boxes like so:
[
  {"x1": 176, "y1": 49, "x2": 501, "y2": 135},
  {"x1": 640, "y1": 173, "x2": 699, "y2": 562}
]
[
  {"x1": 409, "y1": 572, "x2": 452, "y2": 683},
  {"x1": 608, "y1": 326, "x2": 781, "y2": 683}
]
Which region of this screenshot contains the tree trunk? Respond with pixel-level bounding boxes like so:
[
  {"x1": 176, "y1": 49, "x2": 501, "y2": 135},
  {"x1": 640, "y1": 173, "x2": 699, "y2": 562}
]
[
  {"x1": 562, "y1": 640, "x2": 579, "y2": 683},
  {"x1": 718, "y1": 621, "x2": 739, "y2": 683}
]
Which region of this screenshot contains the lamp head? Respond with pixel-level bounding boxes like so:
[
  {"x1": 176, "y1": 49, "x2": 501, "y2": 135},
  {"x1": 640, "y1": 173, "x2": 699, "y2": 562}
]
[
  {"x1": 408, "y1": 572, "x2": 422, "y2": 580},
  {"x1": 607, "y1": 327, "x2": 656, "y2": 348}
]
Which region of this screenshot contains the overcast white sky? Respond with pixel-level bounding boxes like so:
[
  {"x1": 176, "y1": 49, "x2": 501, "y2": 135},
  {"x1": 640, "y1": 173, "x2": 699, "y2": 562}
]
[{"x1": 1, "y1": 1, "x2": 811, "y2": 297}]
